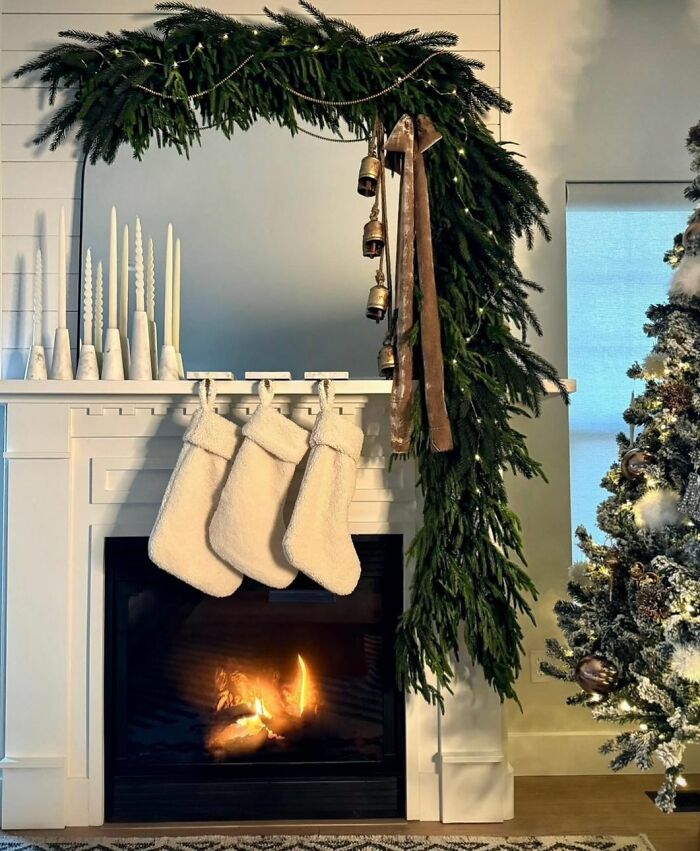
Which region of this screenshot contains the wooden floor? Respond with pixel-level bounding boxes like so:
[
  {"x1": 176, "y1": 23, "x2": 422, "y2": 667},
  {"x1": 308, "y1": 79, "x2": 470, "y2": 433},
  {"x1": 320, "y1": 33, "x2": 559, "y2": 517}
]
[{"x1": 6, "y1": 776, "x2": 699, "y2": 851}]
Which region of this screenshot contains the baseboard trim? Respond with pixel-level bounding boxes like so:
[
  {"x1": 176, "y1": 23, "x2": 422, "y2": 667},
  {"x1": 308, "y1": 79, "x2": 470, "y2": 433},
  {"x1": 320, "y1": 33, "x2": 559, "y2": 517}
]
[{"x1": 508, "y1": 730, "x2": 700, "y2": 775}]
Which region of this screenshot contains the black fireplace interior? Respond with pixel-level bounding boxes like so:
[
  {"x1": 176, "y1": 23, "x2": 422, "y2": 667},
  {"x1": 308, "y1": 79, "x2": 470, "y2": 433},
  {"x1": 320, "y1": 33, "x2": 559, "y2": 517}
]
[{"x1": 104, "y1": 535, "x2": 406, "y2": 822}]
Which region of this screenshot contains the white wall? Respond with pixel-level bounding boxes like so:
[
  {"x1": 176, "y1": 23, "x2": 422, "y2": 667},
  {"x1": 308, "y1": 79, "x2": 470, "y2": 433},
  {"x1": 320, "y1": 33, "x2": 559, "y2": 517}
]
[
  {"x1": 502, "y1": 0, "x2": 700, "y2": 775},
  {"x1": 3, "y1": 0, "x2": 700, "y2": 780}
]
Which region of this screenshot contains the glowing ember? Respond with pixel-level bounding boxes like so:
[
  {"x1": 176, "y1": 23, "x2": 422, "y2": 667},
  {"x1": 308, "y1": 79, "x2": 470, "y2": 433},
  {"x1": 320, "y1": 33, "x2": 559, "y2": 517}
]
[{"x1": 207, "y1": 653, "x2": 319, "y2": 758}]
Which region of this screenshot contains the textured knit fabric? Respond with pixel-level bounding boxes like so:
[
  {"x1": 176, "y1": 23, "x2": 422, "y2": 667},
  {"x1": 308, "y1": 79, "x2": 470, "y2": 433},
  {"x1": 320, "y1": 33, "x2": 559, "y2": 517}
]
[
  {"x1": 283, "y1": 397, "x2": 364, "y2": 595},
  {"x1": 149, "y1": 402, "x2": 244, "y2": 596},
  {"x1": 209, "y1": 401, "x2": 309, "y2": 589}
]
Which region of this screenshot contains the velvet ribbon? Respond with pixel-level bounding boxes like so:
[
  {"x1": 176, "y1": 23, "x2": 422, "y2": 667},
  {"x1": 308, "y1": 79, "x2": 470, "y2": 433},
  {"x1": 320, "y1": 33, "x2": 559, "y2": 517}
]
[{"x1": 386, "y1": 114, "x2": 453, "y2": 454}]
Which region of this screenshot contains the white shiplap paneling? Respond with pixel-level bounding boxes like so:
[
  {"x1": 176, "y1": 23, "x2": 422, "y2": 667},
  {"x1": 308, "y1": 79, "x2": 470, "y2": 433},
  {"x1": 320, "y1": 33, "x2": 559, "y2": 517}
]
[
  {"x1": 2, "y1": 13, "x2": 499, "y2": 52},
  {"x1": 1, "y1": 1, "x2": 501, "y2": 377}
]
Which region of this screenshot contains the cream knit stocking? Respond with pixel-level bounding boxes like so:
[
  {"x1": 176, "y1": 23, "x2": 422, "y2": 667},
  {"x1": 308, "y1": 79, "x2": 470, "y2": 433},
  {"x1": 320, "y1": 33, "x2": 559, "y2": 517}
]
[
  {"x1": 209, "y1": 381, "x2": 309, "y2": 589},
  {"x1": 149, "y1": 380, "x2": 244, "y2": 596},
  {"x1": 283, "y1": 381, "x2": 364, "y2": 595}
]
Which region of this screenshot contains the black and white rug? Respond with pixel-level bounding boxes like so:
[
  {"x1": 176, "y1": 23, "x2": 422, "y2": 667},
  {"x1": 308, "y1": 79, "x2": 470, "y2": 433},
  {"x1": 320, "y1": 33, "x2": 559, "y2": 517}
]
[{"x1": 0, "y1": 836, "x2": 655, "y2": 851}]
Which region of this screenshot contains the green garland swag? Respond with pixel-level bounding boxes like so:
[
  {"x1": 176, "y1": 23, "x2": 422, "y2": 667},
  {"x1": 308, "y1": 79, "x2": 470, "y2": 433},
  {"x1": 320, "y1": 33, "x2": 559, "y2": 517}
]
[{"x1": 17, "y1": 1, "x2": 567, "y2": 707}]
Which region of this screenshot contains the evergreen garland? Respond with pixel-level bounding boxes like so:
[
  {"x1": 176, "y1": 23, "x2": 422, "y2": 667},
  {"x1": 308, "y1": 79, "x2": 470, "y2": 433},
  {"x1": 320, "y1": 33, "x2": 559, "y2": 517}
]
[{"x1": 17, "y1": 1, "x2": 566, "y2": 707}]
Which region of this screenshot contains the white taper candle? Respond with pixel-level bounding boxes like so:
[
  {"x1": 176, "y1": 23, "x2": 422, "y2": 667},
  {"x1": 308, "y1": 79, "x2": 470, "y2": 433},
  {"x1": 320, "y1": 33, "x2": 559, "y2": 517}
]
[
  {"x1": 108, "y1": 206, "x2": 118, "y2": 328},
  {"x1": 134, "y1": 217, "x2": 145, "y2": 312},
  {"x1": 95, "y1": 261, "x2": 104, "y2": 354},
  {"x1": 58, "y1": 206, "x2": 67, "y2": 329},
  {"x1": 163, "y1": 223, "x2": 173, "y2": 346},
  {"x1": 83, "y1": 249, "x2": 93, "y2": 346},
  {"x1": 33, "y1": 248, "x2": 43, "y2": 344},
  {"x1": 146, "y1": 237, "x2": 156, "y2": 321},
  {"x1": 173, "y1": 238, "x2": 181, "y2": 352},
  {"x1": 120, "y1": 223, "x2": 129, "y2": 336}
]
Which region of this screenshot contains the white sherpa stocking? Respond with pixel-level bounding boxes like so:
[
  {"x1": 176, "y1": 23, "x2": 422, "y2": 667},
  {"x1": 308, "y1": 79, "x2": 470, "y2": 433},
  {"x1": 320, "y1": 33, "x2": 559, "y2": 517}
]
[
  {"x1": 283, "y1": 381, "x2": 364, "y2": 595},
  {"x1": 149, "y1": 380, "x2": 244, "y2": 596},
  {"x1": 209, "y1": 381, "x2": 309, "y2": 589}
]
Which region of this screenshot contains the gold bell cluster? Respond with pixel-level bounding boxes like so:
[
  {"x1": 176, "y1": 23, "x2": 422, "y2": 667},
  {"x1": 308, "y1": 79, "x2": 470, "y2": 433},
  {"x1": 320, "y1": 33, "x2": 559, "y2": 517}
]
[{"x1": 357, "y1": 123, "x2": 394, "y2": 378}]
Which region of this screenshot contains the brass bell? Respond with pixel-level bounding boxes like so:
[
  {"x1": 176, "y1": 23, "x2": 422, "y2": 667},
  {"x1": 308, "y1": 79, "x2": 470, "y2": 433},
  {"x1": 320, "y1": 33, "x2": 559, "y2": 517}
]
[
  {"x1": 358, "y1": 154, "x2": 381, "y2": 197},
  {"x1": 377, "y1": 335, "x2": 396, "y2": 378},
  {"x1": 363, "y1": 216, "x2": 385, "y2": 258},
  {"x1": 366, "y1": 268, "x2": 390, "y2": 321}
]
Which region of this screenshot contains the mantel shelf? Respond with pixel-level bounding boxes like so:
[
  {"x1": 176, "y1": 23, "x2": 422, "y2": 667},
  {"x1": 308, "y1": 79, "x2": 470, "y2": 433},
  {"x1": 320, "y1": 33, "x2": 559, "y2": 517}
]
[{"x1": 0, "y1": 378, "x2": 576, "y2": 398}]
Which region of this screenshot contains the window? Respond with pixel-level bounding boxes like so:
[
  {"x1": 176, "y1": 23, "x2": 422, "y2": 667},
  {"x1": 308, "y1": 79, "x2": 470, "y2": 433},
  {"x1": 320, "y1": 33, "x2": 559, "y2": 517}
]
[{"x1": 567, "y1": 183, "x2": 690, "y2": 559}]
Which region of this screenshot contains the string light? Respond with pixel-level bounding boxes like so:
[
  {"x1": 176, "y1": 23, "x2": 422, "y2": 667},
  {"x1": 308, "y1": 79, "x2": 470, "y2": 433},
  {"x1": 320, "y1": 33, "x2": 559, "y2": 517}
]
[
  {"x1": 639, "y1": 723, "x2": 648, "y2": 731},
  {"x1": 618, "y1": 700, "x2": 632, "y2": 712},
  {"x1": 676, "y1": 775, "x2": 688, "y2": 788}
]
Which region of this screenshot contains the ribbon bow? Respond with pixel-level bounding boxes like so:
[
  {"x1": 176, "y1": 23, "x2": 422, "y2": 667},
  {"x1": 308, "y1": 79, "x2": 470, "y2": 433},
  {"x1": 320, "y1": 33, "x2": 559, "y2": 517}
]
[{"x1": 385, "y1": 114, "x2": 453, "y2": 454}]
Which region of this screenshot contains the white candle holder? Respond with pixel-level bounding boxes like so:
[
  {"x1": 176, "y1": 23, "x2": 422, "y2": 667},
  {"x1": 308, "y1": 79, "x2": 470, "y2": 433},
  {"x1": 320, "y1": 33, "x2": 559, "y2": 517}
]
[
  {"x1": 158, "y1": 343, "x2": 179, "y2": 380},
  {"x1": 76, "y1": 343, "x2": 99, "y2": 380},
  {"x1": 49, "y1": 327, "x2": 73, "y2": 379},
  {"x1": 129, "y1": 311, "x2": 152, "y2": 380},
  {"x1": 102, "y1": 327, "x2": 125, "y2": 380},
  {"x1": 25, "y1": 344, "x2": 48, "y2": 380}
]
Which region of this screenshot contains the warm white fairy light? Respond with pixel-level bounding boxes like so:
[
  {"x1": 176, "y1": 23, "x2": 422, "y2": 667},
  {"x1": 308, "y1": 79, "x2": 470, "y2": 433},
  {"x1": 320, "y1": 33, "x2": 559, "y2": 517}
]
[
  {"x1": 676, "y1": 775, "x2": 688, "y2": 788},
  {"x1": 640, "y1": 723, "x2": 649, "y2": 731},
  {"x1": 619, "y1": 700, "x2": 632, "y2": 712}
]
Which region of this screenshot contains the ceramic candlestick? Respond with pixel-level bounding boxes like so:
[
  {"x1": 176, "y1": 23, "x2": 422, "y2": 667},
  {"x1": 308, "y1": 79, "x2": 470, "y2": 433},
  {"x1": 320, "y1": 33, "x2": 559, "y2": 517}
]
[
  {"x1": 102, "y1": 327, "x2": 125, "y2": 380},
  {"x1": 49, "y1": 327, "x2": 73, "y2": 379},
  {"x1": 130, "y1": 312, "x2": 152, "y2": 379},
  {"x1": 76, "y1": 344, "x2": 99, "y2": 379},
  {"x1": 158, "y1": 343, "x2": 179, "y2": 380}
]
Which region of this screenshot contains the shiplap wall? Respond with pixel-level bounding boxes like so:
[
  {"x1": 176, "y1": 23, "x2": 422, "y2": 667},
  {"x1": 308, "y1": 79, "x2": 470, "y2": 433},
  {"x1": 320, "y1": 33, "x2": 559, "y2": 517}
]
[{"x1": 0, "y1": 0, "x2": 501, "y2": 378}]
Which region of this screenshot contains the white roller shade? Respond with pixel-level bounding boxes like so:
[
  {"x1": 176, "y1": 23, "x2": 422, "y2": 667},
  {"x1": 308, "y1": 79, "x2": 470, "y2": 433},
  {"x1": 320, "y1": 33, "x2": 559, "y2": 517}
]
[{"x1": 567, "y1": 181, "x2": 689, "y2": 211}]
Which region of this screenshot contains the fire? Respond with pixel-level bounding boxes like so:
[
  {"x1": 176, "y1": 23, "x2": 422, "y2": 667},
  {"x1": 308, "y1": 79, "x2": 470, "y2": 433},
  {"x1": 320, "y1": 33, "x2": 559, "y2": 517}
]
[
  {"x1": 297, "y1": 654, "x2": 308, "y2": 715},
  {"x1": 207, "y1": 653, "x2": 318, "y2": 758}
]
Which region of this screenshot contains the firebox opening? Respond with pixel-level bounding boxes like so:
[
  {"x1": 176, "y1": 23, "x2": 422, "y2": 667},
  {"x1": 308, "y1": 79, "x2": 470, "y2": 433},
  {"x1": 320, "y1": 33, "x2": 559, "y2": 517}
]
[{"x1": 104, "y1": 535, "x2": 406, "y2": 822}]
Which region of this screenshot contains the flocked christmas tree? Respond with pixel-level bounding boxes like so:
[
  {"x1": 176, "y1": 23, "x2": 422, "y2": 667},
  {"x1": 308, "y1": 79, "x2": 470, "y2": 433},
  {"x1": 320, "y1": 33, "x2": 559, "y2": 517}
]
[{"x1": 543, "y1": 127, "x2": 700, "y2": 812}]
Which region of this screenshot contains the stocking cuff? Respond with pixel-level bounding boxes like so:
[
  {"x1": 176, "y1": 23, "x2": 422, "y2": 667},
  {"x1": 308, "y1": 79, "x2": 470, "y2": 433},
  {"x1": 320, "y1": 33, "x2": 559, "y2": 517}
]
[
  {"x1": 185, "y1": 408, "x2": 241, "y2": 460},
  {"x1": 243, "y1": 405, "x2": 309, "y2": 463},
  {"x1": 312, "y1": 410, "x2": 364, "y2": 461}
]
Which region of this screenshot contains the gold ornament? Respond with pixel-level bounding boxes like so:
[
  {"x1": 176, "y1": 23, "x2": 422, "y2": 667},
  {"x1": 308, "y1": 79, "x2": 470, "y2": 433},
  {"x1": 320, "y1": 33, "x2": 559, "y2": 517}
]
[
  {"x1": 363, "y1": 210, "x2": 385, "y2": 258},
  {"x1": 366, "y1": 266, "x2": 390, "y2": 322},
  {"x1": 357, "y1": 137, "x2": 381, "y2": 197},
  {"x1": 574, "y1": 655, "x2": 620, "y2": 695},
  {"x1": 620, "y1": 448, "x2": 653, "y2": 480},
  {"x1": 377, "y1": 334, "x2": 396, "y2": 378}
]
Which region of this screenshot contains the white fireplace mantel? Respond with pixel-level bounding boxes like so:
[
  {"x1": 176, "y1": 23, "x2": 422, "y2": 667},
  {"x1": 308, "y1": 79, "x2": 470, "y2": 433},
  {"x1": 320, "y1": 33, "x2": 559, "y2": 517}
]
[{"x1": 0, "y1": 378, "x2": 573, "y2": 829}]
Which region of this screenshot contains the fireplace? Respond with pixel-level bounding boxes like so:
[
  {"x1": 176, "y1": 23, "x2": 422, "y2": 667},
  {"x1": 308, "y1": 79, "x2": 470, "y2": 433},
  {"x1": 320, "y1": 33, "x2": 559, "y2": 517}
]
[{"x1": 104, "y1": 534, "x2": 406, "y2": 822}]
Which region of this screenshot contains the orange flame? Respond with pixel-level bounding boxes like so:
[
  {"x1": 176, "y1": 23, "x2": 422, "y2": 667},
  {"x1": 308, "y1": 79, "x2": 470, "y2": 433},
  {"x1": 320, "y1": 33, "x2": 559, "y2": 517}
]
[{"x1": 297, "y1": 654, "x2": 308, "y2": 715}]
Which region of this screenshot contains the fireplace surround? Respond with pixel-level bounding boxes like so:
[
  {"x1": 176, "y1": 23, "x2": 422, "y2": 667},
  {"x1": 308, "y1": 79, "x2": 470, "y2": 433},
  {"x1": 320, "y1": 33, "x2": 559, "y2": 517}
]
[{"x1": 0, "y1": 380, "x2": 519, "y2": 828}]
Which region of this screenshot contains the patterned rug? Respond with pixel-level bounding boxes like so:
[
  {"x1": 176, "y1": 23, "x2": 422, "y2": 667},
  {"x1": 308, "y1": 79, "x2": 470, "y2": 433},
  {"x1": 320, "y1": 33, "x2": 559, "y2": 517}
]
[{"x1": 0, "y1": 836, "x2": 655, "y2": 851}]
